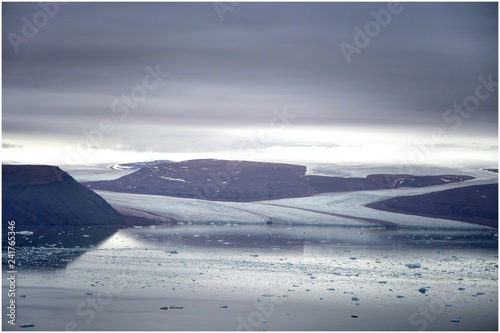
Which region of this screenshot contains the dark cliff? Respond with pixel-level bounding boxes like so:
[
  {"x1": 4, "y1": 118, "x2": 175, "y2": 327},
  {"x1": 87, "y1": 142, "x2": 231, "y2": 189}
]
[{"x1": 2, "y1": 165, "x2": 125, "y2": 227}]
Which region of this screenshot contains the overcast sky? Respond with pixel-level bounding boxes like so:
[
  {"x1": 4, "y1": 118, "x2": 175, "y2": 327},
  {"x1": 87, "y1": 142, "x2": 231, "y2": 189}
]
[{"x1": 2, "y1": 2, "x2": 498, "y2": 166}]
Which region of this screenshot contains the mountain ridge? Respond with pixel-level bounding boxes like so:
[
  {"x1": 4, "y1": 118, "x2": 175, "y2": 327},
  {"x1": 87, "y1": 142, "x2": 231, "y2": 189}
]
[{"x1": 84, "y1": 159, "x2": 475, "y2": 202}]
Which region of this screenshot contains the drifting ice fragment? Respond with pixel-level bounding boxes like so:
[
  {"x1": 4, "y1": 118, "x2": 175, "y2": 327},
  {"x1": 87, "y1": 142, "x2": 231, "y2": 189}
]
[{"x1": 16, "y1": 231, "x2": 34, "y2": 235}]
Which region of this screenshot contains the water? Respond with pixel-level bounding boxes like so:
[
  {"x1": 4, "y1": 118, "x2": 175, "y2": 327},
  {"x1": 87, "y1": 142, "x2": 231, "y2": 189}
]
[{"x1": 3, "y1": 224, "x2": 498, "y2": 331}]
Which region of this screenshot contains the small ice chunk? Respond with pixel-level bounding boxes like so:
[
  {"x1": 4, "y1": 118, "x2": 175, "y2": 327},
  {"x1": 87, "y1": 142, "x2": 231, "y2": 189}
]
[{"x1": 16, "y1": 231, "x2": 33, "y2": 235}]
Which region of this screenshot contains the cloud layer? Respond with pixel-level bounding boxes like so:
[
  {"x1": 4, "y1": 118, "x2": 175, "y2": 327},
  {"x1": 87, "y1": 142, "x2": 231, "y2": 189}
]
[{"x1": 2, "y1": 2, "x2": 497, "y2": 164}]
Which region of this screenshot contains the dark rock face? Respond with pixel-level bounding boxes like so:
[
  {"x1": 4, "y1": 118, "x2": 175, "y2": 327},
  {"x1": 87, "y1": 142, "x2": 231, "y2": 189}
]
[
  {"x1": 2, "y1": 165, "x2": 124, "y2": 227},
  {"x1": 366, "y1": 184, "x2": 498, "y2": 228},
  {"x1": 84, "y1": 159, "x2": 474, "y2": 202}
]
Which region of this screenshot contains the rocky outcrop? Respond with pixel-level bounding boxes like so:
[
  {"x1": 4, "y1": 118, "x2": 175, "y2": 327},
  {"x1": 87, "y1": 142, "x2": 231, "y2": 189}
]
[
  {"x1": 366, "y1": 184, "x2": 498, "y2": 228},
  {"x1": 3, "y1": 165, "x2": 125, "y2": 227}
]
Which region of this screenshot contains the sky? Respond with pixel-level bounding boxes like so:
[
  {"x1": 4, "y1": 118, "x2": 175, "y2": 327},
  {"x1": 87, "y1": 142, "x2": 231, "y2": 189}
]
[{"x1": 2, "y1": 2, "x2": 498, "y2": 167}]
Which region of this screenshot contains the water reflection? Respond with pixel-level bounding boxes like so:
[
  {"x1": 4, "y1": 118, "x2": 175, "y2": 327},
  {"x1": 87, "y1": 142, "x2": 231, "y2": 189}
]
[
  {"x1": 3, "y1": 223, "x2": 497, "y2": 270},
  {"x1": 104, "y1": 224, "x2": 497, "y2": 251},
  {"x1": 2, "y1": 225, "x2": 121, "y2": 269}
]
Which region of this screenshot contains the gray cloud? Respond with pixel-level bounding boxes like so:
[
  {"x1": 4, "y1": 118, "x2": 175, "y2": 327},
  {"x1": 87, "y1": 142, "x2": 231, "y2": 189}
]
[{"x1": 2, "y1": 2, "x2": 497, "y2": 161}]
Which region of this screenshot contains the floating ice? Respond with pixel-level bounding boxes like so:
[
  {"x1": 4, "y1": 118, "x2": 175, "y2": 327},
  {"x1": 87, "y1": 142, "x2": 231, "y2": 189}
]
[{"x1": 16, "y1": 231, "x2": 33, "y2": 235}]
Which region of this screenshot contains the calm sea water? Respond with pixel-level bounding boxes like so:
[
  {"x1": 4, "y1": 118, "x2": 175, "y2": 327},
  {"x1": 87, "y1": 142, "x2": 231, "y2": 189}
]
[{"x1": 3, "y1": 224, "x2": 498, "y2": 331}]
